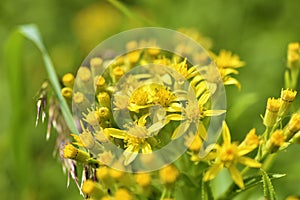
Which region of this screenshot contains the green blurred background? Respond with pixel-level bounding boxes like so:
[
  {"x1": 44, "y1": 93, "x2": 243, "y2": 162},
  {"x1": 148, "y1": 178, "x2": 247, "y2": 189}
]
[{"x1": 1, "y1": 0, "x2": 300, "y2": 199}]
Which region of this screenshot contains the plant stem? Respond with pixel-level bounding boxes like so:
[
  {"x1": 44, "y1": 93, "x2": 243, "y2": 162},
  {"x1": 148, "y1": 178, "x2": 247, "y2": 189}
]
[{"x1": 160, "y1": 187, "x2": 167, "y2": 200}]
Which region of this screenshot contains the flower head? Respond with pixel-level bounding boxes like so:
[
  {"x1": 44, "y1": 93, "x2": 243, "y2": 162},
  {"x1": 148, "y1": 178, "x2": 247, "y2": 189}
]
[
  {"x1": 159, "y1": 165, "x2": 179, "y2": 185},
  {"x1": 211, "y1": 50, "x2": 245, "y2": 89},
  {"x1": 203, "y1": 122, "x2": 261, "y2": 189}
]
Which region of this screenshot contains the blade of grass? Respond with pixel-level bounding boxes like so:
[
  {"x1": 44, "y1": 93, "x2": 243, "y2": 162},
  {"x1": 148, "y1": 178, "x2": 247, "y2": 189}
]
[
  {"x1": 17, "y1": 24, "x2": 78, "y2": 134},
  {"x1": 107, "y1": 0, "x2": 156, "y2": 26}
]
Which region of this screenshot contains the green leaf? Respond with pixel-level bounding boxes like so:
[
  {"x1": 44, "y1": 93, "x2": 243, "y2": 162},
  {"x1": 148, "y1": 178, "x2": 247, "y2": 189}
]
[
  {"x1": 201, "y1": 177, "x2": 214, "y2": 200},
  {"x1": 261, "y1": 169, "x2": 277, "y2": 200},
  {"x1": 15, "y1": 24, "x2": 78, "y2": 134},
  {"x1": 218, "y1": 172, "x2": 285, "y2": 200}
]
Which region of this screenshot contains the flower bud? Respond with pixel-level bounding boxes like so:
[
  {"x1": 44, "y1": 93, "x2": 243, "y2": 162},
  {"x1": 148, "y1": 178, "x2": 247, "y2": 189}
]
[
  {"x1": 159, "y1": 165, "x2": 179, "y2": 185},
  {"x1": 61, "y1": 87, "x2": 72, "y2": 99},
  {"x1": 285, "y1": 114, "x2": 300, "y2": 140},
  {"x1": 97, "y1": 92, "x2": 111, "y2": 108},
  {"x1": 279, "y1": 88, "x2": 297, "y2": 117},
  {"x1": 263, "y1": 98, "x2": 282, "y2": 127},
  {"x1": 82, "y1": 180, "x2": 105, "y2": 198},
  {"x1": 62, "y1": 73, "x2": 74, "y2": 87},
  {"x1": 266, "y1": 130, "x2": 285, "y2": 153},
  {"x1": 63, "y1": 144, "x2": 90, "y2": 163},
  {"x1": 287, "y1": 42, "x2": 300, "y2": 69}
]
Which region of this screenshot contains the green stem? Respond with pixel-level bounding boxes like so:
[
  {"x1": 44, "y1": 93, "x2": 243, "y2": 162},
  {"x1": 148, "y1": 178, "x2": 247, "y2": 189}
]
[
  {"x1": 160, "y1": 187, "x2": 167, "y2": 200},
  {"x1": 262, "y1": 154, "x2": 277, "y2": 171},
  {"x1": 291, "y1": 68, "x2": 299, "y2": 89}
]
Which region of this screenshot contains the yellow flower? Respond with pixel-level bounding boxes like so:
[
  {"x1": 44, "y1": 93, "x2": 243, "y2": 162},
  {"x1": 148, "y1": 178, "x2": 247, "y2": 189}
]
[
  {"x1": 114, "y1": 188, "x2": 132, "y2": 200},
  {"x1": 185, "y1": 133, "x2": 203, "y2": 152},
  {"x1": 62, "y1": 73, "x2": 74, "y2": 87},
  {"x1": 104, "y1": 115, "x2": 162, "y2": 165},
  {"x1": 166, "y1": 90, "x2": 225, "y2": 140},
  {"x1": 61, "y1": 87, "x2": 73, "y2": 99},
  {"x1": 159, "y1": 164, "x2": 179, "y2": 185},
  {"x1": 263, "y1": 98, "x2": 282, "y2": 127},
  {"x1": 171, "y1": 58, "x2": 198, "y2": 80},
  {"x1": 109, "y1": 167, "x2": 124, "y2": 180},
  {"x1": 203, "y1": 122, "x2": 261, "y2": 189},
  {"x1": 128, "y1": 84, "x2": 178, "y2": 113},
  {"x1": 211, "y1": 50, "x2": 245, "y2": 89},
  {"x1": 279, "y1": 88, "x2": 297, "y2": 117},
  {"x1": 287, "y1": 42, "x2": 300, "y2": 69},
  {"x1": 134, "y1": 173, "x2": 151, "y2": 187},
  {"x1": 266, "y1": 130, "x2": 285, "y2": 153},
  {"x1": 285, "y1": 113, "x2": 300, "y2": 140},
  {"x1": 63, "y1": 143, "x2": 90, "y2": 163},
  {"x1": 82, "y1": 180, "x2": 105, "y2": 198}
]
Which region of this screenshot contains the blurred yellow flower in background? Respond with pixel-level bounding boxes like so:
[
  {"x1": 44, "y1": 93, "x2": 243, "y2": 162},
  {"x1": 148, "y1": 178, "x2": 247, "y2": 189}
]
[{"x1": 73, "y1": 2, "x2": 122, "y2": 52}]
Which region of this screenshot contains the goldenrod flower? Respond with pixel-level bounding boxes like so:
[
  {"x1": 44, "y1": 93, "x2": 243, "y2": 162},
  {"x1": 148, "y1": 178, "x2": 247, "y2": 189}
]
[
  {"x1": 77, "y1": 66, "x2": 92, "y2": 83},
  {"x1": 128, "y1": 84, "x2": 178, "y2": 113},
  {"x1": 112, "y1": 66, "x2": 125, "y2": 82},
  {"x1": 203, "y1": 122, "x2": 261, "y2": 189},
  {"x1": 104, "y1": 115, "x2": 161, "y2": 165},
  {"x1": 62, "y1": 73, "x2": 74, "y2": 87},
  {"x1": 109, "y1": 167, "x2": 124, "y2": 180},
  {"x1": 134, "y1": 173, "x2": 151, "y2": 187},
  {"x1": 279, "y1": 88, "x2": 297, "y2": 117},
  {"x1": 263, "y1": 98, "x2": 282, "y2": 127},
  {"x1": 287, "y1": 42, "x2": 300, "y2": 69},
  {"x1": 61, "y1": 87, "x2": 73, "y2": 99},
  {"x1": 63, "y1": 144, "x2": 90, "y2": 163},
  {"x1": 94, "y1": 75, "x2": 106, "y2": 92},
  {"x1": 185, "y1": 133, "x2": 203, "y2": 152},
  {"x1": 211, "y1": 50, "x2": 245, "y2": 89},
  {"x1": 114, "y1": 188, "x2": 132, "y2": 200},
  {"x1": 285, "y1": 114, "x2": 300, "y2": 140},
  {"x1": 159, "y1": 164, "x2": 179, "y2": 185},
  {"x1": 166, "y1": 91, "x2": 225, "y2": 139},
  {"x1": 266, "y1": 130, "x2": 285, "y2": 153},
  {"x1": 171, "y1": 58, "x2": 198, "y2": 80},
  {"x1": 90, "y1": 57, "x2": 103, "y2": 69},
  {"x1": 101, "y1": 196, "x2": 112, "y2": 200},
  {"x1": 97, "y1": 92, "x2": 111, "y2": 108},
  {"x1": 82, "y1": 179, "x2": 105, "y2": 198}
]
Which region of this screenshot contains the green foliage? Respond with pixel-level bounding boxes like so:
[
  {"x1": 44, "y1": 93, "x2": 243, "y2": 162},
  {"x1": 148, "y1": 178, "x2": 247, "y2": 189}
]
[{"x1": 2, "y1": 0, "x2": 300, "y2": 199}]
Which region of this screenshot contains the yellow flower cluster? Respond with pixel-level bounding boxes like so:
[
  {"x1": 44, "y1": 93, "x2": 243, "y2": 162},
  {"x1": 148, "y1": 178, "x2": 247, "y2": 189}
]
[{"x1": 60, "y1": 28, "x2": 300, "y2": 200}]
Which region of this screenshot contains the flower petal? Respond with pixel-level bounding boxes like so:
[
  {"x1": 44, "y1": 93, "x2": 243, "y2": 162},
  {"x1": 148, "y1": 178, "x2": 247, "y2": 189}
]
[
  {"x1": 123, "y1": 144, "x2": 139, "y2": 166},
  {"x1": 197, "y1": 122, "x2": 207, "y2": 140},
  {"x1": 203, "y1": 163, "x2": 223, "y2": 181},
  {"x1": 224, "y1": 77, "x2": 241, "y2": 90},
  {"x1": 172, "y1": 120, "x2": 190, "y2": 140},
  {"x1": 165, "y1": 103, "x2": 182, "y2": 112},
  {"x1": 166, "y1": 114, "x2": 184, "y2": 123},
  {"x1": 148, "y1": 121, "x2": 165, "y2": 135},
  {"x1": 238, "y1": 156, "x2": 261, "y2": 168},
  {"x1": 141, "y1": 142, "x2": 152, "y2": 154},
  {"x1": 228, "y1": 165, "x2": 244, "y2": 189},
  {"x1": 198, "y1": 91, "x2": 211, "y2": 105},
  {"x1": 222, "y1": 121, "x2": 231, "y2": 145},
  {"x1": 203, "y1": 110, "x2": 226, "y2": 117},
  {"x1": 104, "y1": 128, "x2": 126, "y2": 139},
  {"x1": 195, "y1": 81, "x2": 208, "y2": 98}
]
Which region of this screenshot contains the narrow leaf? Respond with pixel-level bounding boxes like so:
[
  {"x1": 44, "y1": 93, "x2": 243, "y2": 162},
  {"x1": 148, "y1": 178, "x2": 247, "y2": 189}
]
[
  {"x1": 261, "y1": 169, "x2": 277, "y2": 200},
  {"x1": 17, "y1": 24, "x2": 78, "y2": 134}
]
